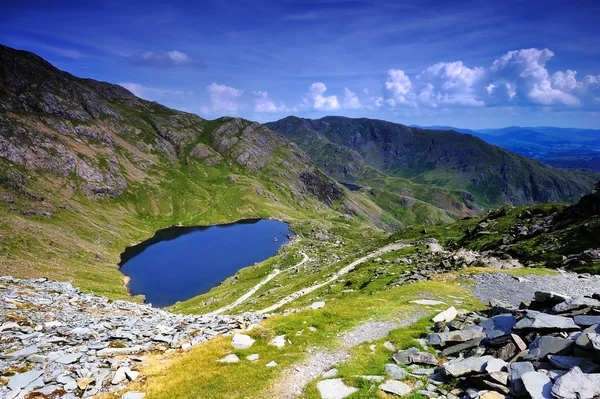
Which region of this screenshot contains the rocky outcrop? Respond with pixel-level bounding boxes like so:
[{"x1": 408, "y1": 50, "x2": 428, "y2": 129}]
[{"x1": 0, "y1": 277, "x2": 263, "y2": 398}]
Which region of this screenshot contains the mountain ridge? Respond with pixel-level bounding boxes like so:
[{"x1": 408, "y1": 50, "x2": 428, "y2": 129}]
[{"x1": 267, "y1": 115, "x2": 599, "y2": 209}]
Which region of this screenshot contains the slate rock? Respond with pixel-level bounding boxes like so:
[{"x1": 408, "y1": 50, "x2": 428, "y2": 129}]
[
  {"x1": 311, "y1": 301, "x2": 326, "y2": 309},
  {"x1": 508, "y1": 361, "x2": 535, "y2": 397},
  {"x1": 316, "y1": 378, "x2": 358, "y2": 399},
  {"x1": 432, "y1": 306, "x2": 458, "y2": 323},
  {"x1": 122, "y1": 393, "x2": 147, "y2": 399},
  {"x1": 266, "y1": 361, "x2": 277, "y2": 367},
  {"x1": 534, "y1": 291, "x2": 570, "y2": 304},
  {"x1": 441, "y1": 337, "x2": 484, "y2": 356},
  {"x1": 513, "y1": 311, "x2": 579, "y2": 331},
  {"x1": 553, "y1": 297, "x2": 600, "y2": 313},
  {"x1": 379, "y1": 380, "x2": 412, "y2": 396},
  {"x1": 322, "y1": 368, "x2": 338, "y2": 378},
  {"x1": 485, "y1": 358, "x2": 507, "y2": 373},
  {"x1": 231, "y1": 334, "x2": 255, "y2": 350},
  {"x1": 410, "y1": 299, "x2": 446, "y2": 306},
  {"x1": 551, "y1": 366, "x2": 600, "y2": 399},
  {"x1": 8, "y1": 370, "x2": 44, "y2": 390},
  {"x1": 392, "y1": 347, "x2": 438, "y2": 366},
  {"x1": 427, "y1": 327, "x2": 485, "y2": 347},
  {"x1": 217, "y1": 354, "x2": 240, "y2": 363},
  {"x1": 55, "y1": 352, "x2": 83, "y2": 364},
  {"x1": 524, "y1": 336, "x2": 574, "y2": 361},
  {"x1": 480, "y1": 314, "x2": 516, "y2": 340},
  {"x1": 269, "y1": 335, "x2": 286, "y2": 348},
  {"x1": 442, "y1": 355, "x2": 494, "y2": 377},
  {"x1": 573, "y1": 315, "x2": 600, "y2": 327},
  {"x1": 385, "y1": 363, "x2": 408, "y2": 380},
  {"x1": 521, "y1": 371, "x2": 553, "y2": 399},
  {"x1": 548, "y1": 355, "x2": 600, "y2": 373},
  {"x1": 246, "y1": 354, "x2": 259, "y2": 361}
]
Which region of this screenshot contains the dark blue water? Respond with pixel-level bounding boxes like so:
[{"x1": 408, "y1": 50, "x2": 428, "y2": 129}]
[
  {"x1": 120, "y1": 219, "x2": 293, "y2": 307},
  {"x1": 342, "y1": 183, "x2": 362, "y2": 191}
]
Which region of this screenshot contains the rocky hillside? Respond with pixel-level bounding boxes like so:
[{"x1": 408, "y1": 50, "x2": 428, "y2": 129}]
[
  {"x1": 266, "y1": 116, "x2": 599, "y2": 209},
  {"x1": 0, "y1": 44, "x2": 354, "y2": 297}
]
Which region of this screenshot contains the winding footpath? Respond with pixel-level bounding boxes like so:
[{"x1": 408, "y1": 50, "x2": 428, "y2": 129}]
[
  {"x1": 257, "y1": 242, "x2": 411, "y2": 314},
  {"x1": 210, "y1": 251, "x2": 310, "y2": 315}
]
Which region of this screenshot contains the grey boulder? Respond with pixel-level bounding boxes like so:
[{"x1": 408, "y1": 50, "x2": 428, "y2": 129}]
[{"x1": 552, "y1": 367, "x2": 600, "y2": 399}]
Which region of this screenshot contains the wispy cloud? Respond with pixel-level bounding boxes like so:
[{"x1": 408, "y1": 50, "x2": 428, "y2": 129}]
[
  {"x1": 207, "y1": 83, "x2": 243, "y2": 113},
  {"x1": 119, "y1": 82, "x2": 194, "y2": 100},
  {"x1": 127, "y1": 50, "x2": 202, "y2": 68}
]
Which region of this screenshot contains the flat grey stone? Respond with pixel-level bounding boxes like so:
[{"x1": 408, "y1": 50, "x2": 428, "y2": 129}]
[
  {"x1": 427, "y1": 327, "x2": 485, "y2": 347},
  {"x1": 573, "y1": 315, "x2": 600, "y2": 327},
  {"x1": 3, "y1": 345, "x2": 39, "y2": 359},
  {"x1": 534, "y1": 291, "x2": 570, "y2": 304},
  {"x1": 513, "y1": 311, "x2": 579, "y2": 331},
  {"x1": 379, "y1": 380, "x2": 412, "y2": 396},
  {"x1": 548, "y1": 355, "x2": 600, "y2": 373},
  {"x1": 552, "y1": 366, "x2": 600, "y2": 399},
  {"x1": 322, "y1": 368, "x2": 338, "y2": 378},
  {"x1": 112, "y1": 367, "x2": 130, "y2": 384},
  {"x1": 266, "y1": 361, "x2": 277, "y2": 367},
  {"x1": 55, "y1": 352, "x2": 83, "y2": 364},
  {"x1": 231, "y1": 334, "x2": 255, "y2": 350},
  {"x1": 385, "y1": 363, "x2": 408, "y2": 380},
  {"x1": 480, "y1": 314, "x2": 516, "y2": 340},
  {"x1": 553, "y1": 297, "x2": 600, "y2": 313},
  {"x1": 393, "y1": 347, "x2": 438, "y2": 366},
  {"x1": 383, "y1": 341, "x2": 397, "y2": 351},
  {"x1": 311, "y1": 301, "x2": 326, "y2": 309},
  {"x1": 432, "y1": 306, "x2": 458, "y2": 323},
  {"x1": 217, "y1": 354, "x2": 240, "y2": 363},
  {"x1": 122, "y1": 393, "x2": 147, "y2": 399},
  {"x1": 508, "y1": 362, "x2": 535, "y2": 396},
  {"x1": 442, "y1": 355, "x2": 494, "y2": 377},
  {"x1": 246, "y1": 354, "x2": 259, "y2": 361},
  {"x1": 316, "y1": 378, "x2": 358, "y2": 399},
  {"x1": 575, "y1": 324, "x2": 600, "y2": 349},
  {"x1": 485, "y1": 358, "x2": 507, "y2": 373},
  {"x1": 269, "y1": 335, "x2": 286, "y2": 348},
  {"x1": 524, "y1": 336, "x2": 574, "y2": 361},
  {"x1": 441, "y1": 337, "x2": 484, "y2": 356},
  {"x1": 410, "y1": 299, "x2": 446, "y2": 306},
  {"x1": 8, "y1": 370, "x2": 44, "y2": 390},
  {"x1": 521, "y1": 371, "x2": 553, "y2": 399}
]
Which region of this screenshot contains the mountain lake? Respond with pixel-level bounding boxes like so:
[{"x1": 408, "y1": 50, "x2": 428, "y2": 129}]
[{"x1": 119, "y1": 219, "x2": 294, "y2": 307}]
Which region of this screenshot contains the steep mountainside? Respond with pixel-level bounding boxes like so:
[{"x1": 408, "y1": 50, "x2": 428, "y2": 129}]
[
  {"x1": 0, "y1": 45, "x2": 356, "y2": 297},
  {"x1": 267, "y1": 116, "x2": 599, "y2": 208}
]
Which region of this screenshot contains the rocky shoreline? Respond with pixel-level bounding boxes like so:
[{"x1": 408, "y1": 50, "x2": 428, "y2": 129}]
[{"x1": 0, "y1": 276, "x2": 264, "y2": 399}]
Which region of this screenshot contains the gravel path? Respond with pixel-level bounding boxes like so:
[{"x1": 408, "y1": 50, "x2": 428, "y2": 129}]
[
  {"x1": 211, "y1": 252, "x2": 309, "y2": 315},
  {"x1": 257, "y1": 243, "x2": 411, "y2": 314},
  {"x1": 468, "y1": 271, "x2": 600, "y2": 306},
  {"x1": 263, "y1": 312, "x2": 424, "y2": 399}
]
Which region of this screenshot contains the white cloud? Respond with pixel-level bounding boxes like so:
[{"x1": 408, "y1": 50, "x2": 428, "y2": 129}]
[
  {"x1": 490, "y1": 48, "x2": 580, "y2": 106},
  {"x1": 384, "y1": 69, "x2": 415, "y2": 106},
  {"x1": 119, "y1": 82, "x2": 193, "y2": 100},
  {"x1": 207, "y1": 83, "x2": 243, "y2": 112},
  {"x1": 486, "y1": 84, "x2": 496, "y2": 95},
  {"x1": 253, "y1": 91, "x2": 288, "y2": 112},
  {"x1": 305, "y1": 82, "x2": 340, "y2": 111},
  {"x1": 128, "y1": 50, "x2": 197, "y2": 67},
  {"x1": 416, "y1": 61, "x2": 486, "y2": 107},
  {"x1": 342, "y1": 88, "x2": 362, "y2": 109}
]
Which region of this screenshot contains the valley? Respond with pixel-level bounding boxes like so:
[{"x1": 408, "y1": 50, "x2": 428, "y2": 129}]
[{"x1": 1, "y1": 43, "x2": 600, "y2": 399}]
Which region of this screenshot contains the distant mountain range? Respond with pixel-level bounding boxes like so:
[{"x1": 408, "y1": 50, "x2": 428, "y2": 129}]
[
  {"x1": 267, "y1": 116, "x2": 599, "y2": 211},
  {"x1": 413, "y1": 125, "x2": 600, "y2": 172}
]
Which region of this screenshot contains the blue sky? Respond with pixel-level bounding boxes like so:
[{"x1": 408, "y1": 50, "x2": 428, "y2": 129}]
[{"x1": 2, "y1": 0, "x2": 599, "y2": 128}]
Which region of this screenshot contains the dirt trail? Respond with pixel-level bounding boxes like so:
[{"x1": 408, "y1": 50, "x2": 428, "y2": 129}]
[
  {"x1": 257, "y1": 242, "x2": 410, "y2": 314},
  {"x1": 263, "y1": 311, "x2": 424, "y2": 399},
  {"x1": 211, "y1": 252, "x2": 309, "y2": 315}
]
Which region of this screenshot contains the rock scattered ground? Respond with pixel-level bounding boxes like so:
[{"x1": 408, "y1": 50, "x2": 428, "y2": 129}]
[
  {"x1": 469, "y1": 271, "x2": 600, "y2": 307},
  {"x1": 310, "y1": 285, "x2": 600, "y2": 399},
  {"x1": 0, "y1": 276, "x2": 262, "y2": 398}
]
